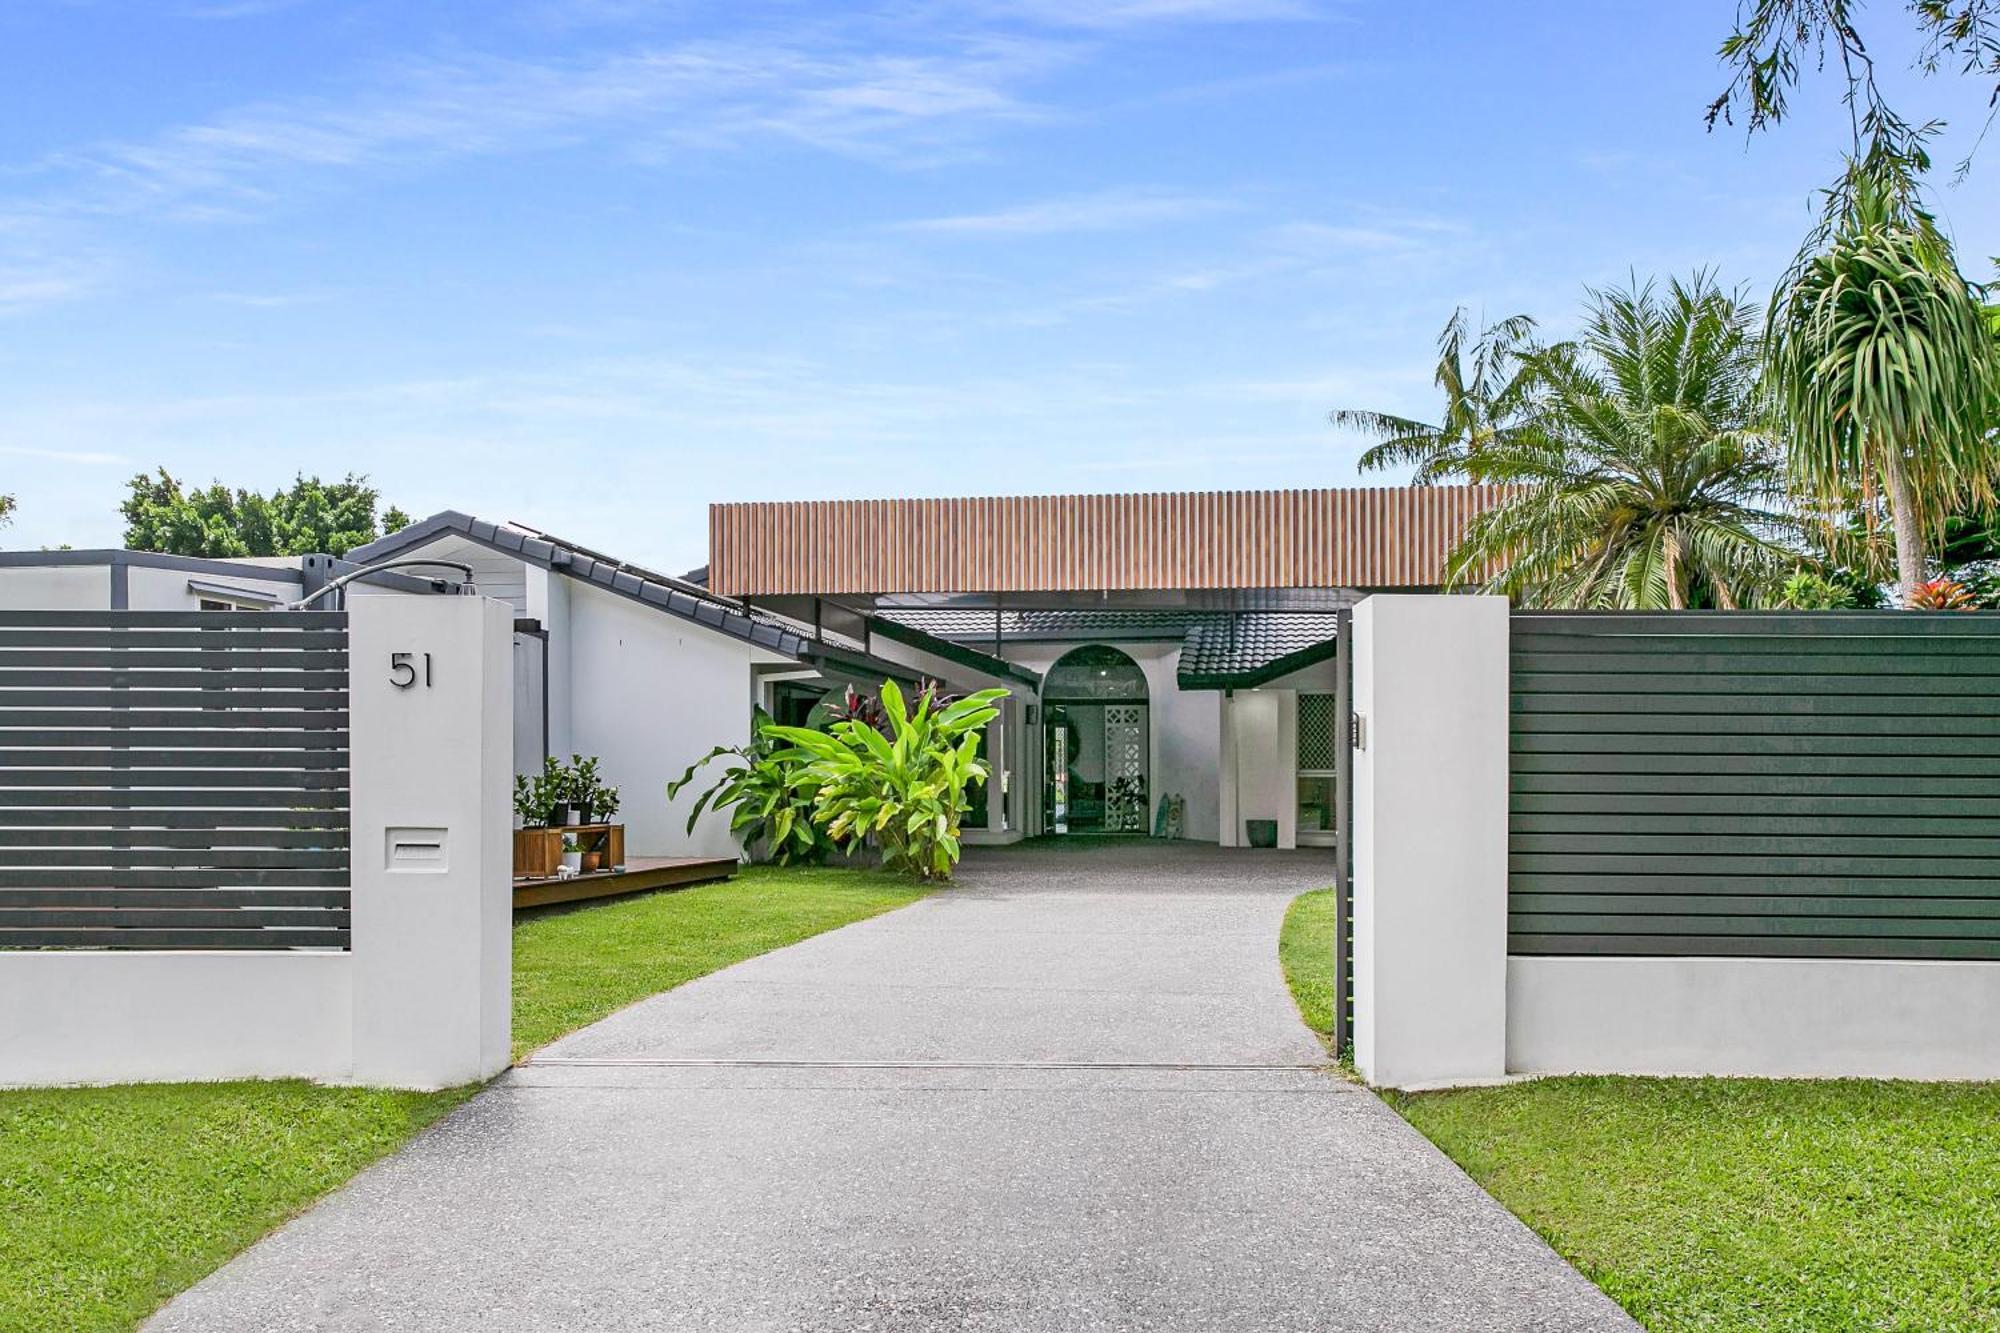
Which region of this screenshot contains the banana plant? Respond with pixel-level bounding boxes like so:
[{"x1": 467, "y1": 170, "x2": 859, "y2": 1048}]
[
  {"x1": 765, "y1": 681, "x2": 1008, "y2": 880},
  {"x1": 667, "y1": 708, "x2": 827, "y2": 864}
]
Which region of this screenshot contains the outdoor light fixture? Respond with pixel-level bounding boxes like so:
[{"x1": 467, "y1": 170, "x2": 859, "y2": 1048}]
[{"x1": 284, "y1": 559, "x2": 478, "y2": 611}]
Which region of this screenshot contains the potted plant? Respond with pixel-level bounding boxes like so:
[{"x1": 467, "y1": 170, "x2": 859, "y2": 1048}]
[
  {"x1": 512, "y1": 774, "x2": 538, "y2": 830},
  {"x1": 569, "y1": 754, "x2": 605, "y2": 824},
  {"x1": 581, "y1": 843, "x2": 603, "y2": 873},
  {"x1": 538, "y1": 755, "x2": 575, "y2": 826},
  {"x1": 560, "y1": 835, "x2": 582, "y2": 876}
]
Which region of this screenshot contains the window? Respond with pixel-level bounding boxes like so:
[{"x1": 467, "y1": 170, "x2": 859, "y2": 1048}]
[{"x1": 1297, "y1": 693, "x2": 1339, "y2": 841}]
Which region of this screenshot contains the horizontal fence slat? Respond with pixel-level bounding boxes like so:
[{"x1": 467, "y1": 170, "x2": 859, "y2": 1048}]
[
  {"x1": 0, "y1": 789, "x2": 347, "y2": 809},
  {"x1": 0, "y1": 848, "x2": 348, "y2": 870},
  {"x1": 0, "y1": 749, "x2": 348, "y2": 770},
  {"x1": 1512, "y1": 752, "x2": 1993, "y2": 777},
  {"x1": 1512, "y1": 791, "x2": 2000, "y2": 818},
  {"x1": 1512, "y1": 912, "x2": 2000, "y2": 939},
  {"x1": 0, "y1": 828, "x2": 348, "y2": 849},
  {"x1": 0, "y1": 868, "x2": 349, "y2": 888},
  {"x1": 1511, "y1": 731, "x2": 2000, "y2": 758},
  {"x1": 0, "y1": 907, "x2": 349, "y2": 929},
  {"x1": 0, "y1": 650, "x2": 342, "y2": 671},
  {"x1": 1508, "y1": 934, "x2": 2000, "y2": 960},
  {"x1": 0, "y1": 887, "x2": 349, "y2": 908},
  {"x1": 0, "y1": 927, "x2": 348, "y2": 950},
  {"x1": 1510, "y1": 812, "x2": 2000, "y2": 838},
  {"x1": 1513, "y1": 892, "x2": 2000, "y2": 918},
  {"x1": 0, "y1": 629, "x2": 348, "y2": 650},
  {"x1": 1513, "y1": 691, "x2": 1977, "y2": 717},
  {"x1": 1512, "y1": 851, "x2": 2000, "y2": 877},
  {"x1": 0, "y1": 670, "x2": 347, "y2": 691},
  {"x1": 1514, "y1": 709, "x2": 2000, "y2": 737},
  {"x1": 0, "y1": 610, "x2": 345, "y2": 629},
  {"x1": 1513, "y1": 633, "x2": 2000, "y2": 658},
  {"x1": 0, "y1": 690, "x2": 346, "y2": 710},
  {"x1": 1512, "y1": 871, "x2": 2000, "y2": 897},
  {"x1": 1511, "y1": 610, "x2": 2000, "y2": 636},
  {"x1": 0, "y1": 729, "x2": 347, "y2": 750},
  {"x1": 0, "y1": 709, "x2": 348, "y2": 730},
  {"x1": 0, "y1": 809, "x2": 346, "y2": 829},
  {"x1": 1514, "y1": 649, "x2": 2000, "y2": 676},
  {"x1": 0, "y1": 769, "x2": 346, "y2": 790},
  {"x1": 1511, "y1": 771, "x2": 2000, "y2": 797}
]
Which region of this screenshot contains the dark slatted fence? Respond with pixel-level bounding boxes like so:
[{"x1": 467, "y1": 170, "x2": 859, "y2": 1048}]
[
  {"x1": 1511, "y1": 612, "x2": 2000, "y2": 961},
  {"x1": 0, "y1": 610, "x2": 351, "y2": 950}
]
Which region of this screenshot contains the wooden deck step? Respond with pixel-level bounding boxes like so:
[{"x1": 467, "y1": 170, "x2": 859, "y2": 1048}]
[{"x1": 512, "y1": 855, "x2": 737, "y2": 910}]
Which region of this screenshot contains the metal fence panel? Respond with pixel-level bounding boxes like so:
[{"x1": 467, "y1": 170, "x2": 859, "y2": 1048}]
[
  {"x1": 1510, "y1": 611, "x2": 2000, "y2": 961},
  {"x1": 0, "y1": 610, "x2": 351, "y2": 950}
]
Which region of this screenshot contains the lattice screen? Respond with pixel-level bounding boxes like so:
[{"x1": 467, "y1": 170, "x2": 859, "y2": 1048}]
[{"x1": 1298, "y1": 693, "x2": 1339, "y2": 772}]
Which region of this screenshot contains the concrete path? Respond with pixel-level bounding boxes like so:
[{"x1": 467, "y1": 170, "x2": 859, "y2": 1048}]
[{"x1": 150, "y1": 844, "x2": 1635, "y2": 1332}]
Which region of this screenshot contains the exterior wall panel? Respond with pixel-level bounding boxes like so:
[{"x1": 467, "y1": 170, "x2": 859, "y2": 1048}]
[{"x1": 708, "y1": 486, "x2": 1511, "y2": 595}]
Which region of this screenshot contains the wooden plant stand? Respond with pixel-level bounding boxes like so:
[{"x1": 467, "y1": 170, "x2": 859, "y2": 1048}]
[{"x1": 513, "y1": 823, "x2": 625, "y2": 878}]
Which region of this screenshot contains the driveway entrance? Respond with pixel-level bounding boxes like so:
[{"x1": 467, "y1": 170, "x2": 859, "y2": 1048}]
[{"x1": 151, "y1": 843, "x2": 1633, "y2": 1331}]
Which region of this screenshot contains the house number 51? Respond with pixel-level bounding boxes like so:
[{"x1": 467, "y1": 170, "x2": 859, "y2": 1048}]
[{"x1": 389, "y1": 652, "x2": 433, "y2": 690}]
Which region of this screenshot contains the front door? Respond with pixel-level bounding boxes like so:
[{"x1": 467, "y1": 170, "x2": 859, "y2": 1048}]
[{"x1": 1044, "y1": 703, "x2": 1149, "y2": 834}]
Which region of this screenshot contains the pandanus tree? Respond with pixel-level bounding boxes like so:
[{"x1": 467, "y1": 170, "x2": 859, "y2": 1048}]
[{"x1": 1764, "y1": 169, "x2": 2000, "y2": 604}]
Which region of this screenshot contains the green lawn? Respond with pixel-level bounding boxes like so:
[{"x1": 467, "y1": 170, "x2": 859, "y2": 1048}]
[
  {"x1": 1275, "y1": 889, "x2": 2000, "y2": 1331},
  {"x1": 0, "y1": 864, "x2": 930, "y2": 1332},
  {"x1": 1277, "y1": 886, "x2": 1338, "y2": 1044},
  {"x1": 1387, "y1": 1078, "x2": 2000, "y2": 1332}
]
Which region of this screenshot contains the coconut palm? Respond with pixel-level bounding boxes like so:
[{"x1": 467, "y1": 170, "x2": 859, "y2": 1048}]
[
  {"x1": 1331, "y1": 308, "x2": 1540, "y2": 483},
  {"x1": 1443, "y1": 274, "x2": 1798, "y2": 609},
  {"x1": 1765, "y1": 169, "x2": 2000, "y2": 603}
]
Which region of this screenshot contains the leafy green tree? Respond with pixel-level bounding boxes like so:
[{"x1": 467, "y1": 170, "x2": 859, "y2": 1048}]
[
  {"x1": 1439, "y1": 275, "x2": 1799, "y2": 609},
  {"x1": 1764, "y1": 172, "x2": 2000, "y2": 603},
  {"x1": 0, "y1": 494, "x2": 14, "y2": 532},
  {"x1": 120, "y1": 470, "x2": 410, "y2": 558},
  {"x1": 1332, "y1": 309, "x2": 1540, "y2": 483}
]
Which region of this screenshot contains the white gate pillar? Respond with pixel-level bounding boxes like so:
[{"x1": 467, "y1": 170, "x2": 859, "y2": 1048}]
[
  {"x1": 1351, "y1": 595, "x2": 1510, "y2": 1088},
  {"x1": 348, "y1": 594, "x2": 514, "y2": 1088}
]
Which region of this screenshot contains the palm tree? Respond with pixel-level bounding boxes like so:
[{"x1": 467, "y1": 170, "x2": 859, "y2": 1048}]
[
  {"x1": 1443, "y1": 275, "x2": 1798, "y2": 609},
  {"x1": 1764, "y1": 169, "x2": 2000, "y2": 604},
  {"x1": 1331, "y1": 308, "x2": 1539, "y2": 483}
]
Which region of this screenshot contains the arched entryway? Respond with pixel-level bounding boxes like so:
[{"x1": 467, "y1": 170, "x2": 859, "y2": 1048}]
[{"x1": 1042, "y1": 645, "x2": 1149, "y2": 835}]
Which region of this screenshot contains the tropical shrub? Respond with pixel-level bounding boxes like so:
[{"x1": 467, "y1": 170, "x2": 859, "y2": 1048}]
[
  {"x1": 668, "y1": 709, "x2": 827, "y2": 865},
  {"x1": 1776, "y1": 569, "x2": 1856, "y2": 610},
  {"x1": 1906, "y1": 577, "x2": 1979, "y2": 611},
  {"x1": 766, "y1": 682, "x2": 1007, "y2": 880}
]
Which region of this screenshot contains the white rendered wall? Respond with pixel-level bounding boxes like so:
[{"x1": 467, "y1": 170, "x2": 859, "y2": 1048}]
[
  {"x1": 0, "y1": 565, "x2": 110, "y2": 609},
  {"x1": 0, "y1": 953, "x2": 351, "y2": 1086},
  {"x1": 526, "y1": 565, "x2": 574, "y2": 762},
  {"x1": 1352, "y1": 594, "x2": 1510, "y2": 1089},
  {"x1": 565, "y1": 581, "x2": 753, "y2": 859},
  {"x1": 1221, "y1": 691, "x2": 1296, "y2": 848},
  {"x1": 125, "y1": 563, "x2": 298, "y2": 610},
  {"x1": 1509, "y1": 956, "x2": 2000, "y2": 1080}
]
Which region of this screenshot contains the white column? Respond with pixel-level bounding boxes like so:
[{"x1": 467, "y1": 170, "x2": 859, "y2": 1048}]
[
  {"x1": 1352, "y1": 594, "x2": 1509, "y2": 1089},
  {"x1": 348, "y1": 595, "x2": 514, "y2": 1089}
]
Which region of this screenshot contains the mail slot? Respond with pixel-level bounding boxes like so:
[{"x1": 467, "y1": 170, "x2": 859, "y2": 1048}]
[{"x1": 385, "y1": 827, "x2": 449, "y2": 872}]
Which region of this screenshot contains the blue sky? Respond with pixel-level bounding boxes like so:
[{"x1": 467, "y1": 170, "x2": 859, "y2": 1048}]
[{"x1": 7, "y1": 1, "x2": 2000, "y2": 571}]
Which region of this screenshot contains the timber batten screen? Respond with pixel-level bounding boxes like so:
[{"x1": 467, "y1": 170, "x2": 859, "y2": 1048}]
[
  {"x1": 1510, "y1": 611, "x2": 2000, "y2": 961},
  {"x1": 0, "y1": 610, "x2": 352, "y2": 950},
  {"x1": 707, "y1": 486, "x2": 1512, "y2": 595}
]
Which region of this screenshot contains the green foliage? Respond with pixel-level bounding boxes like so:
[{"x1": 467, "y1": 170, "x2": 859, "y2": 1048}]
[
  {"x1": 1334, "y1": 308, "x2": 1542, "y2": 483},
  {"x1": 1776, "y1": 567, "x2": 1858, "y2": 609},
  {"x1": 668, "y1": 708, "x2": 828, "y2": 865},
  {"x1": 0, "y1": 493, "x2": 14, "y2": 530},
  {"x1": 119, "y1": 468, "x2": 409, "y2": 558},
  {"x1": 766, "y1": 682, "x2": 1007, "y2": 880},
  {"x1": 1388, "y1": 1076, "x2": 2000, "y2": 1331},
  {"x1": 1277, "y1": 888, "x2": 1339, "y2": 1049},
  {"x1": 1765, "y1": 170, "x2": 2000, "y2": 597},
  {"x1": 512, "y1": 773, "x2": 541, "y2": 825},
  {"x1": 1417, "y1": 274, "x2": 1798, "y2": 608}
]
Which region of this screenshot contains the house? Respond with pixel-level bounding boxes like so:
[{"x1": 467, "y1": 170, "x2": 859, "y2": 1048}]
[
  {"x1": 703, "y1": 486, "x2": 1507, "y2": 849},
  {"x1": 0, "y1": 483, "x2": 1497, "y2": 859}
]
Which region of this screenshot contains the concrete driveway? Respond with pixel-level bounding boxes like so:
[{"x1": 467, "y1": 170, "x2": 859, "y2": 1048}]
[{"x1": 149, "y1": 843, "x2": 1635, "y2": 1332}]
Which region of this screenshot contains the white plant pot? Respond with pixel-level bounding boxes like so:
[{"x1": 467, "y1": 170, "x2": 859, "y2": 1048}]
[{"x1": 561, "y1": 851, "x2": 582, "y2": 875}]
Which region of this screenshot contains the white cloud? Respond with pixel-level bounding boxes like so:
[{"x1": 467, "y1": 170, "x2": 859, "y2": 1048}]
[{"x1": 896, "y1": 188, "x2": 1230, "y2": 235}]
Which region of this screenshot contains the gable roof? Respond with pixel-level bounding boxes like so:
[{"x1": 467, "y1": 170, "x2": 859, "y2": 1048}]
[{"x1": 349, "y1": 511, "x2": 1033, "y2": 686}]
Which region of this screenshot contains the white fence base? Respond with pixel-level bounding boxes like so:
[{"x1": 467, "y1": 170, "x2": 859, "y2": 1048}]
[
  {"x1": 0, "y1": 953, "x2": 350, "y2": 1086},
  {"x1": 1508, "y1": 956, "x2": 2000, "y2": 1082}
]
